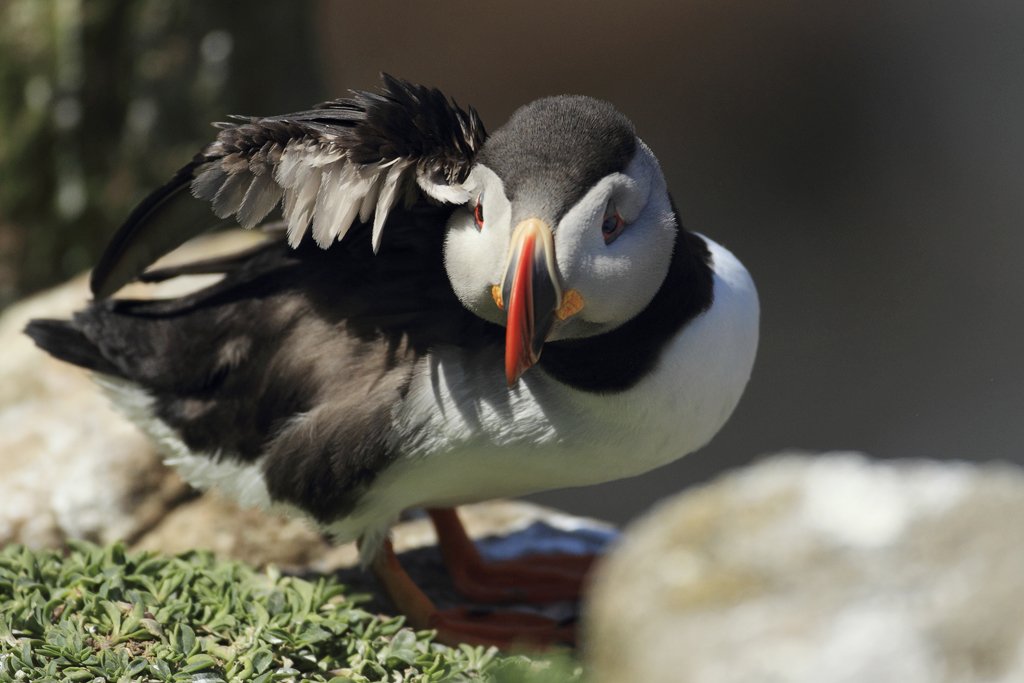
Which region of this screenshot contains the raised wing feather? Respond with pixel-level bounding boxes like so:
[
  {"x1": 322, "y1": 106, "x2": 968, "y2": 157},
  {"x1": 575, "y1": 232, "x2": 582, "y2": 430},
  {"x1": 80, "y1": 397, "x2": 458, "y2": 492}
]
[{"x1": 90, "y1": 74, "x2": 487, "y2": 298}]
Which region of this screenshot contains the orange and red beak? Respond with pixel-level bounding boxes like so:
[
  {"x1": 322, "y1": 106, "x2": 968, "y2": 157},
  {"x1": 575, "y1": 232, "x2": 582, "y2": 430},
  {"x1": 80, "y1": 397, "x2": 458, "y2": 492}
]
[{"x1": 499, "y1": 219, "x2": 562, "y2": 386}]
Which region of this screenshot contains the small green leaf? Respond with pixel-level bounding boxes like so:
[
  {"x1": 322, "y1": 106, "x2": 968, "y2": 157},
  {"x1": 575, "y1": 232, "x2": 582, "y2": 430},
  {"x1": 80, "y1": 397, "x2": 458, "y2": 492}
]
[
  {"x1": 297, "y1": 621, "x2": 332, "y2": 645},
  {"x1": 226, "y1": 655, "x2": 252, "y2": 680},
  {"x1": 61, "y1": 666, "x2": 93, "y2": 681},
  {"x1": 290, "y1": 578, "x2": 315, "y2": 614},
  {"x1": 150, "y1": 659, "x2": 173, "y2": 680},
  {"x1": 248, "y1": 601, "x2": 270, "y2": 632},
  {"x1": 179, "y1": 653, "x2": 217, "y2": 673},
  {"x1": 126, "y1": 657, "x2": 149, "y2": 676},
  {"x1": 250, "y1": 648, "x2": 274, "y2": 674},
  {"x1": 174, "y1": 623, "x2": 197, "y2": 655}
]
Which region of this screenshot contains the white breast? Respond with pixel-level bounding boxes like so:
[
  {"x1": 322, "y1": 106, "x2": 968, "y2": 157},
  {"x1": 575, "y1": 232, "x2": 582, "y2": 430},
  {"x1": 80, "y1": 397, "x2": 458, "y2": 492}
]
[{"x1": 334, "y1": 237, "x2": 759, "y2": 543}]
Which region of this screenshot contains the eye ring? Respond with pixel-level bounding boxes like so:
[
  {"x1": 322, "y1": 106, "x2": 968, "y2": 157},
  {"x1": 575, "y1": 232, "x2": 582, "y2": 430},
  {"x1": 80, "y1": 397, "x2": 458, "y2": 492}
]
[
  {"x1": 602, "y1": 208, "x2": 625, "y2": 244},
  {"x1": 473, "y1": 194, "x2": 485, "y2": 230}
]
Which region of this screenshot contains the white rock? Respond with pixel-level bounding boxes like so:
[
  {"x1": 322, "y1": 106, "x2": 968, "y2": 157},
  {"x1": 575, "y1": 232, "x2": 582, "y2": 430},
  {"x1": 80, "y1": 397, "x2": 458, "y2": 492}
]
[{"x1": 585, "y1": 452, "x2": 1024, "y2": 683}]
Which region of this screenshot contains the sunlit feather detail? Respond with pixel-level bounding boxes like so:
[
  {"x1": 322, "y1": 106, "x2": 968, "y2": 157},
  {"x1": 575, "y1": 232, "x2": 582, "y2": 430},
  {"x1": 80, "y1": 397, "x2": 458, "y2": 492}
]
[
  {"x1": 237, "y1": 173, "x2": 282, "y2": 229},
  {"x1": 283, "y1": 164, "x2": 322, "y2": 247},
  {"x1": 311, "y1": 162, "x2": 345, "y2": 247},
  {"x1": 305, "y1": 162, "x2": 368, "y2": 248},
  {"x1": 211, "y1": 170, "x2": 250, "y2": 219},
  {"x1": 191, "y1": 164, "x2": 227, "y2": 202},
  {"x1": 372, "y1": 160, "x2": 410, "y2": 253},
  {"x1": 275, "y1": 142, "x2": 311, "y2": 188},
  {"x1": 326, "y1": 165, "x2": 365, "y2": 245},
  {"x1": 358, "y1": 170, "x2": 383, "y2": 225}
]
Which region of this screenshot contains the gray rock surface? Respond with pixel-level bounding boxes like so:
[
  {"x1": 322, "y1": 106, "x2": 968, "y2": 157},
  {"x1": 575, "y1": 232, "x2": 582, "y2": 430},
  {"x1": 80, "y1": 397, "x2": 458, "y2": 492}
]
[
  {"x1": 585, "y1": 452, "x2": 1024, "y2": 683},
  {"x1": 0, "y1": 233, "x2": 261, "y2": 549},
  {"x1": 0, "y1": 274, "x2": 185, "y2": 548}
]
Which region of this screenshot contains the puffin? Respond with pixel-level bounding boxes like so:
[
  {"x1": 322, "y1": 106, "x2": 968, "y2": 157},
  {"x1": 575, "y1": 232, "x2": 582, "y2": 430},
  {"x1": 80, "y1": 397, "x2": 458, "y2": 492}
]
[{"x1": 27, "y1": 75, "x2": 759, "y2": 647}]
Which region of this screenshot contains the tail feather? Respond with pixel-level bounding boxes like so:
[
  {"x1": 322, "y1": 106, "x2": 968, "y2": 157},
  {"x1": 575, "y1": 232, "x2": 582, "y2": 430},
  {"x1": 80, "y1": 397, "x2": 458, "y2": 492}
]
[{"x1": 24, "y1": 318, "x2": 125, "y2": 378}]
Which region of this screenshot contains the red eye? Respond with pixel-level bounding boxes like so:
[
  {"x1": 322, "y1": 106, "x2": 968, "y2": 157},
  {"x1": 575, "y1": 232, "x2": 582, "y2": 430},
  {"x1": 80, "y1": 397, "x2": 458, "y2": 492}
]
[
  {"x1": 602, "y1": 208, "x2": 625, "y2": 244},
  {"x1": 473, "y1": 195, "x2": 484, "y2": 230}
]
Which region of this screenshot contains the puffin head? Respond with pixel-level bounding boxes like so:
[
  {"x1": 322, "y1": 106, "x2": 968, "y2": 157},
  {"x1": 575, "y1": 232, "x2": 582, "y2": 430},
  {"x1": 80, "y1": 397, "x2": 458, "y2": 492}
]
[{"x1": 444, "y1": 96, "x2": 678, "y2": 385}]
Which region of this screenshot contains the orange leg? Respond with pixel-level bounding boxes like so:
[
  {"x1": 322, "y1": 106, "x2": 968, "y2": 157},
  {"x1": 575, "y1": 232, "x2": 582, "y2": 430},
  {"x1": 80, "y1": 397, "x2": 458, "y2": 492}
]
[
  {"x1": 369, "y1": 538, "x2": 574, "y2": 648},
  {"x1": 427, "y1": 507, "x2": 596, "y2": 604}
]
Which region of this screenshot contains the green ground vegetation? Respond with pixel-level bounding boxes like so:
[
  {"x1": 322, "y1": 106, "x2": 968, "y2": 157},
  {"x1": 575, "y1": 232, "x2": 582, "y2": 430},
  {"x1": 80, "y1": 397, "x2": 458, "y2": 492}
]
[{"x1": 0, "y1": 542, "x2": 582, "y2": 683}]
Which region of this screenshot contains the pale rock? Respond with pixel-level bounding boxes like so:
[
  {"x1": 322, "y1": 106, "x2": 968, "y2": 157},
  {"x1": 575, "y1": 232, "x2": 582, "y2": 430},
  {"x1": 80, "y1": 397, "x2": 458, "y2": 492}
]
[
  {"x1": 0, "y1": 232, "x2": 261, "y2": 548},
  {"x1": 585, "y1": 452, "x2": 1024, "y2": 683}
]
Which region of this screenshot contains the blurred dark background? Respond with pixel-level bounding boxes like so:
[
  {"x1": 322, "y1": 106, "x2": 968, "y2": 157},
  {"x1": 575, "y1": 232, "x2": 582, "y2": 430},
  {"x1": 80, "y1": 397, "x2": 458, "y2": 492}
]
[{"x1": 2, "y1": 0, "x2": 1021, "y2": 524}]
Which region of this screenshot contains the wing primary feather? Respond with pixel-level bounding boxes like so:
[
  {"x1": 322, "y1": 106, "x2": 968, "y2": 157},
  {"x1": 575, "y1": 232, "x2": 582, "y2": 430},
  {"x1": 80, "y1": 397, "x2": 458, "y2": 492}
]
[
  {"x1": 372, "y1": 160, "x2": 409, "y2": 253},
  {"x1": 274, "y1": 142, "x2": 310, "y2": 189},
  {"x1": 284, "y1": 164, "x2": 322, "y2": 247},
  {"x1": 191, "y1": 163, "x2": 227, "y2": 201},
  {"x1": 211, "y1": 171, "x2": 251, "y2": 219},
  {"x1": 311, "y1": 163, "x2": 343, "y2": 247},
  {"x1": 237, "y1": 173, "x2": 283, "y2": 228},
  {"x1": 358, "y1": 169, "x2": 383, "y2": 224},
  {"x1": 329, "y1": 165, "x2": 365, "y2": 244},
  {"x1": 91, "y1": 158, "x2": 225, "y2": 299}
]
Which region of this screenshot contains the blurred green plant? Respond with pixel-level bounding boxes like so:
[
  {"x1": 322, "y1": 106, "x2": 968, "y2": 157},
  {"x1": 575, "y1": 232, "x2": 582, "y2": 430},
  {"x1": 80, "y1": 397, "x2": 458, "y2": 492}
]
[
  {"x1": 0, "y1": 0, "x2": 325, "y2": 308},
  {"x1": 0, "y1": 542, "x2": 584, "y2": 682}
]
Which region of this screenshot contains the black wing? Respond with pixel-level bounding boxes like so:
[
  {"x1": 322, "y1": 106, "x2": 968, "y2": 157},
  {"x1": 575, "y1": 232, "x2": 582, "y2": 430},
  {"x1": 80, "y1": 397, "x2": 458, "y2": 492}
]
[{"x1": 90, "y1": 74, "x2": 487, "y2": 298}]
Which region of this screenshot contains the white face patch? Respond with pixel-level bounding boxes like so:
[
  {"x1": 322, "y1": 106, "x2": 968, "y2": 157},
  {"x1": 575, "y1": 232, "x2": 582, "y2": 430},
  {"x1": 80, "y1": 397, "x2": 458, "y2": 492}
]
[
  {"x1": 551, "y1": 141, "x2": 676, "y2": 338},
  {"x1": 443, "y1": 164, "x2": 514, "y2": 326}
]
